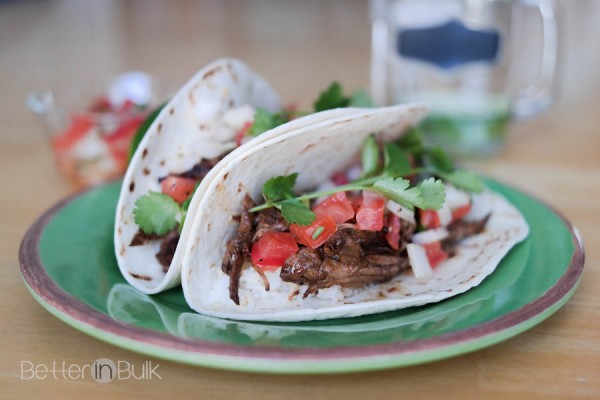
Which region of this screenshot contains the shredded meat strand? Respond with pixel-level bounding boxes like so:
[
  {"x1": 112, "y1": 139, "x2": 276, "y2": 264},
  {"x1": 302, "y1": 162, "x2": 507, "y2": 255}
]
[
  {"x1": 221, "y1": 195, "x2": 255, "y2": 305},
  {"x1": 155, "y1": 231, "x2": 180, "y2": 272}
]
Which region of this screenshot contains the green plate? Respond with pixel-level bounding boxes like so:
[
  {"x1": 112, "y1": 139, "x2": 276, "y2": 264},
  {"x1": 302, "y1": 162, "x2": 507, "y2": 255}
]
[{"x1": 19, "y1": 180, "x2": 584, "y2": 373}]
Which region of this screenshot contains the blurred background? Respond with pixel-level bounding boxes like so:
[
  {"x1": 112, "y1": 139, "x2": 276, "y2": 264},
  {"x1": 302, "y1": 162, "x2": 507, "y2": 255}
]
[{"x1": 1, "y1": 0, "x2": 599, "y2": 198}]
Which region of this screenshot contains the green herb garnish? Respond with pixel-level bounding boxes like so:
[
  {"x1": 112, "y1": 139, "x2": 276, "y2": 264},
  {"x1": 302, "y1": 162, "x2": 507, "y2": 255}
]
[
  {"x1": 133, "y1": 181, "x2": 201, "y2": 235},
  {"x1": 248, "y1": 130, "x2": 483, "y2": 225},
  {"x1": 313, "y1": 82, "x2": 374, "y2": 112},
  {"x1": 133, "y1": 192, "x2": 181, "y2": 235},
  {"x1": 248, "y1": 108, "x2": 290, "y2": 137},
  {"x1": 312, "y1": 225, "x2": 325, "y2": 240}
]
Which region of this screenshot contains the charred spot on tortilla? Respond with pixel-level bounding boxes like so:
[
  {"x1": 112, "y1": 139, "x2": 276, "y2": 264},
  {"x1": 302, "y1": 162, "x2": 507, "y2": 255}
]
[
  {"x1": 202, "y1": 66, "x2": 222, "y2": 79},
  {"x1": 157, "y1": 123, "x2": 163, "y2": 133},
  {"x1": 207, "y1": 223, "x2": 211, "y2": 232},
  {"x1": 237, "y1": 183, "x2": 244, "y2": 193},
  {"x1": 129, "y1": 181, "x2": 135, "y2": 192},
  {"x1": 142, "y1": 167, "x2": 150, "y2": 176},
  {"x1": 169, "y1": 107, "x2": 175, "y2": 115},
  {"x1": 199, "y1": 124, "x2": 207, "y2": 130},
  {"x1": 142, "y1": 148, "x2": 148, "y2": 159},
  {"x1": 119, "y1": 244, "x2": 126, "y2": 256},
  {"x1": 188, "y1": 92, "x2": 196, "y2": 106},
  {"x1": 223, "y1": 172, "x2": 229, "y2": 181},
  {"x1": 160, "y1": 160, "x2": 166, "y2": 166},
  {"x1": 300, "y1": 143, "x2": 316, "y2": 154},
  {"x1": 129, "y1": 272, "x2": 152, "y2": 281}
]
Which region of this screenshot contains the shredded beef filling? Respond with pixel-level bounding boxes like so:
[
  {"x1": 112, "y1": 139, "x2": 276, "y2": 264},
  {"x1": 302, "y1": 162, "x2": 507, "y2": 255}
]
[
  {"x1": 441, "y1": 214, "x2": 490, "y2": 254},
  {"x1": 155, "y1": 231, "x2": 180, "y2": 272},
  {"x1": 253, "y1": 208, "x2": 290, "y2": 241},
  {"x1": 173, "y1": 155, "x2": 226, "y2": 181},
  {"x1": 281, "y1": 247, "x2": 410, "y2": 298},
  {"x1": 221, "y1": 195, "x2": 490, "y2": 304},
  {"x1": 221, "y1": 195, "x2": 255, "y2": 305}
]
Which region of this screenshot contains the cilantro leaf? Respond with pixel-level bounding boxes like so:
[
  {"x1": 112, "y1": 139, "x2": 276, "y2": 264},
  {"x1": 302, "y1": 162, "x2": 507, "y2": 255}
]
[
  {"x1": 133, "y1": 192, "x2": 180, "y2": 235},
  {"x1": 249, "y1": 108, "x2": 276, "y2": 136},
  {"x1": 426, "y1": 146, "x2": 454, "y2": 173},
  {"x1": 383, "y1": 143, "x2": 412, "y2": 177},
  {"x1": 372, "y1": 177, "x2": 422, "y2": 211},
  {"x1": 349, "y1": 89, "x2": 373, "y2": 108},
  {"x1": 262, "y1": 173, "x2": 298, "y2": 203},
  {"x1": 417, "y1": 178, "x2": 446, "y2": 209},
  {"x1": 360, "y1": 134, "x2": 380, "y2": 178},
  {"x1": 438, "y1": 169, "x2": 485, "y2": 193},
  {"x1": 396, "y1": 128, "x2": 424, "y2": 156},
  {"x1": 278, "y1": 199, "x2": 316, "y2": 226},
  {"x1": 313, "y1": 82, "x2": 350, "y2": 112}
]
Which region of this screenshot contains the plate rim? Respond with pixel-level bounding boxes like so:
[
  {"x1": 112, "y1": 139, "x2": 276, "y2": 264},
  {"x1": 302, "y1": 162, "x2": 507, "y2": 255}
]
[{"x1": 19, "y1": 181, "x2": 585, "y2": 373}]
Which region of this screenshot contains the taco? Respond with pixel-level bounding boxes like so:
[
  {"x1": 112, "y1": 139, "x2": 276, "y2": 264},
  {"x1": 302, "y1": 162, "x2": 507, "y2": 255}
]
[
  {"x1": 181, "y1": 104, "x2": 529, "y2": 321},
  {"x1": 114, "y1": 58, "x2": 284, "y2": 294},
  {"x1": 114, "y1": 58, "x2": 365, "y2": 294}
]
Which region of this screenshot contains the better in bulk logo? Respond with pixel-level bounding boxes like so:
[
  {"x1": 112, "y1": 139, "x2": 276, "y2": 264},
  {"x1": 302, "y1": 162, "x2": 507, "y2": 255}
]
[{"x1": 21, "y1": 358, "x2": 161, "y2": 383}]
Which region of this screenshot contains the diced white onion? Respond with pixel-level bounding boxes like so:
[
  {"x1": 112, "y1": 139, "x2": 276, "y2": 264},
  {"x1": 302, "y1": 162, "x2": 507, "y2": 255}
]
[
  {"x1": 407, "y1": 243, "x2": 433, "y2": 278},
  {"x1": 222, "y1": 104, "x2": 255, "y2": 131},
  {"x1": 108, "y1": 71, "x2": 152, "y2": 107},
  {"x1": 464, "y1": 192, "x2": 492, "y2": 221},
  {"x1": 437, "y1": 202, "x2": 453, "y2": 227},
  {"x1": 412, "y1": 228, "x2": 448, "y2": 245},
  {"x1": 445, "y1": 184, "x2": 471, "y2": 210},
  {"x1": 346, "y1": 165, "x2": 363, "y2": 181},
  {"x1": 386, "y1": 200, "x2": 416, "y2": 225}
]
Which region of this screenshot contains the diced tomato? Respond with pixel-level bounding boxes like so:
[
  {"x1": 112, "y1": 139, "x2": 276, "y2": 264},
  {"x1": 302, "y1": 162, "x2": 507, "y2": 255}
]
[
  {"x1": 349, "y1": 193, "x2": 363, "y2": 213},
  {"x1": 331, "y1": 171, "x2": 349, "y2": 186},
  {"x1": 313, "y1": 192, "x2": 355, "y2": 224},
  {"x1": 385, "y1": 213, "x2": 402, "y2": 250},
  {"x1": 290, "y1": 214, "x2": 337, "y2": 249},
  {"x1": 161, "y1": 176, "x2": 198, "y2": 205},
  {"x1": 234, "y1": 121, "x2": 253, "y2": 147},
  {"x1": 451, "y1": 203, "x2": 472, "y2": 222},
  {"x1": 52, "y1": 115, "x2": 94, "y2": 152},
  {"x1": 251, "y1": 232, "x2": 299, "y2": 271},
  {"x1": 285, "y1": 103, "x2": 299, "y2": 120},
  {"x1": 89, "y1": 96, "x2": 112, "y2": 113},
  {"x1": 103, "y1": 115, "x2": 146, "y2": 167},
  {"x1": 118, "y1": 99, "x2": 136, "y2": 113},
  {"x1": 422, "y1": 241, "x2": 448, "y2": 267},
  {"x1": 356, "y1": 191, "x2": 385, "y2": 231},
  {"x1": 419, "y1": 209, "x2": 441, "y2": 229}
]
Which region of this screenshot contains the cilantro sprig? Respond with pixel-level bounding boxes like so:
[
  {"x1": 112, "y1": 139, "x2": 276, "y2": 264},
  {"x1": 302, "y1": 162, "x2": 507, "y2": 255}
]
[
  {"x1": 133, "y1": 193, "x2": 180, "y2": 235},
  {"x1": 248, "y1": 130, "x2": 484, "y2": 226},
  {"x1": 313, "y1": 82, "x2": 373, "y2": 112},
  {"x1": 133, "y1": 181, "x2": 201, "y2": 235},
  {"x1": 248, "y1": 108, "x2": 291, "y2": 137}
]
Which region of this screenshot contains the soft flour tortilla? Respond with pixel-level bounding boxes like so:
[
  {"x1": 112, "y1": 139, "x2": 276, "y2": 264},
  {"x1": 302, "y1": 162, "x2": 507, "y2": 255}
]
[
  {"x1": 114, "y1": 58, "x2": 282, "y2": 294},
  {"x1": 114, "y1": 58, "x2": 364, "y2": 294},
  {"x1": 181, "y1": 104, "x2": 529, "y2": 322}
]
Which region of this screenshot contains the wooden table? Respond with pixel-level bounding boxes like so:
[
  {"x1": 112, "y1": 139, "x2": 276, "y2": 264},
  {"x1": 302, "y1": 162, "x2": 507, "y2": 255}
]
[{"x1": 1, "y1": 1, "x2": 598, "y2": 398}]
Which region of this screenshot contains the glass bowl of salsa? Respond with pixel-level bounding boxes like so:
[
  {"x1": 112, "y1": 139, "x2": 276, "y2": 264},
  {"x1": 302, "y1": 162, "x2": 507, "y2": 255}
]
[{"x1": 27, "y1": 72, "x2": 156, "y2": 188}]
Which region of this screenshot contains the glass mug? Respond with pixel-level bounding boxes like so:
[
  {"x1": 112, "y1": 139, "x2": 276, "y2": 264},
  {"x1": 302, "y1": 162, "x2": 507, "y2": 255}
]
[{"x1": 370, "y1": 0, "x2": 559, "y2": 157}]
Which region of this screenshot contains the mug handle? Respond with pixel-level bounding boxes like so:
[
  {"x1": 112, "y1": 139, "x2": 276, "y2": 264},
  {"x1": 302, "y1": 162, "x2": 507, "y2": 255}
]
[{"x1": 512, "y1": 0, "x2": 560, "y2": 119}]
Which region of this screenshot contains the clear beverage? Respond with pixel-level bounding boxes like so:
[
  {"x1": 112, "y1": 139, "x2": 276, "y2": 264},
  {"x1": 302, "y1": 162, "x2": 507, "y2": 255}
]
[{"x1": 414, "y1": 93, "x2": 510, "y2": 158}]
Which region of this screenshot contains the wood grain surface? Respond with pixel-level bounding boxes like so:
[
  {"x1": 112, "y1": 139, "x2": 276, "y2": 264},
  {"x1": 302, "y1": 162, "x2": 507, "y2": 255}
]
[{"x1": 1, "y1": 1, "x2": 598, "y2": 398}]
